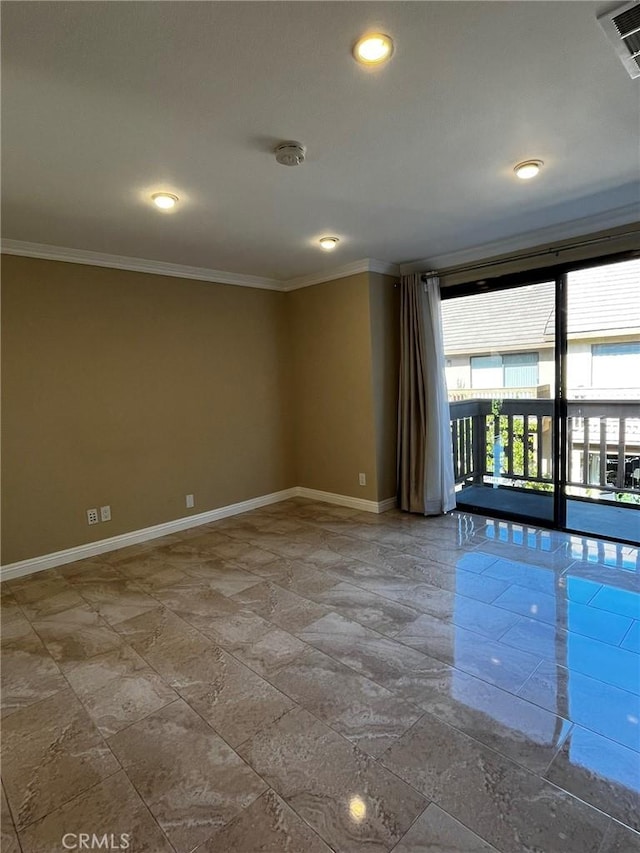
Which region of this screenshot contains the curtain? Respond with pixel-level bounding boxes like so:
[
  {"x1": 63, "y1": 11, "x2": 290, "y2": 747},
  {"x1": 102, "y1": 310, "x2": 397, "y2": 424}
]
[{"x1": 397, "y1": 273, "x2": 456, "y2": 515}]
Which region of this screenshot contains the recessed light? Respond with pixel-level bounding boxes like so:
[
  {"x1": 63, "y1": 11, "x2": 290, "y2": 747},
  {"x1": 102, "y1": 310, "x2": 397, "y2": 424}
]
[
  {"x1": 353, "y1": 33, "x2": 394, "y2": 65},
  {"x1": 349, "y1": 796, "x2": 367, "y2": 822},
  {"x1": 152, "y1": 192, "x2": 179, "y2": 209},
  {"x1": 514, "y1": 160, "x2": 543, "y2": 180},
  {"x1": 319, "y1": 236, "x2": 339, "y2": 250}
]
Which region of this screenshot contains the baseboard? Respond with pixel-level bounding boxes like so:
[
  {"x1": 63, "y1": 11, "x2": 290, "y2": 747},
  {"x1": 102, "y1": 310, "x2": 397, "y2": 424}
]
[
  {"x1": 294, "y1": 487, "x2": 397, "y2": 514},
  {"x1": 377, "y1": 496, "x2": 398, "y2": 512},
  {"x1": 0, "y1": 486, "x2": 397, "y2": 582},
  {"x1": 0, "y1": 488, "x2": 297, "y2": 582}
]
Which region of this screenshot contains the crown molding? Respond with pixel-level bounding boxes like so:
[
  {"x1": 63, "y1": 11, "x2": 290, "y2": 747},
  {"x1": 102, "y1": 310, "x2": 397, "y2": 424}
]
[
  {"x1": 399, "y1": 204, "x2": 640, "y2": 275},
  {"x1": 2, "y1": 206, "x2": 634, "y2": 290},
  {"x1": 281, "y1": 258, "x2": 400, "y2": 291},
  {"x1": 0, "y1": 239, "x2": 283, "y2": 291},
  {"x1": 1, "y1": 239, "x2": 399, "y2": 292}
]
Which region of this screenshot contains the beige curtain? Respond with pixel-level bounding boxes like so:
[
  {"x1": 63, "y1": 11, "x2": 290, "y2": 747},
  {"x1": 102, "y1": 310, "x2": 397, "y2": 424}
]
[{"x1": 397, "y1": 273, "x2": 456, "y2": 515}]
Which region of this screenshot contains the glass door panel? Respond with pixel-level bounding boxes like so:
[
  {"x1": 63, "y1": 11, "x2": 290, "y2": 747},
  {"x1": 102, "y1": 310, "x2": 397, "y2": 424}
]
[
  {"x1": 441, "y1": 280, "x2": 556, "y2": 525},
  {"x1": 564, "y1": 259, "x2": 640, "y2": 544}
]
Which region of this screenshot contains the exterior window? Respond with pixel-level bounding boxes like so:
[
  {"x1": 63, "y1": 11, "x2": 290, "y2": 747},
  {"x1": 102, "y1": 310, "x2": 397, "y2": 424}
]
[
  {"x1": 470, "y1": 355, "x2": 502, "y2": 389},
  {"x1": 592, "y1": 342, "x2": 640, "y2": 389},
  {"x1": 503, "y1": 352, "x2": 539, "y2": 387},
  {"x1": 471, "y1": 352, "x2": 539, "y2": 389}
]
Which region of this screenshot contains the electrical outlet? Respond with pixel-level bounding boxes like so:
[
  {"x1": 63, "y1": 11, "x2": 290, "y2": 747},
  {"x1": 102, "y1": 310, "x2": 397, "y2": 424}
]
[
  {"x1": 100, "y1": 505, "x2": 111, "y2": 522},
  {"x1": 358, "y1": 473, "x2": 366, "y2": 486},
  {"x1": 86, "y1": 508, "x2": 99, "y2": 525},
  {"x1": 185, "y1": 494, "x2": 194, "y2": 508}
]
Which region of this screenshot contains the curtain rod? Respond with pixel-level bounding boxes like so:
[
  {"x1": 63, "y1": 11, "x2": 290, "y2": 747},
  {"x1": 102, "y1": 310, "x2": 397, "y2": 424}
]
[{"x1": 419, "y1": 227, "x2": 640, "y2": 282}]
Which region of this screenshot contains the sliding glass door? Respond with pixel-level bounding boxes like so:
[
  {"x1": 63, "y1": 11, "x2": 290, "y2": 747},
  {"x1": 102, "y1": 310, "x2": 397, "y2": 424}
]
[
  {"x1": 440, "y1": 255, "x2": 640, "y2": 544},
  {"x1": 563, "y1": 259, "x2": 640, "y2": 543},
  {"x1": 441, "y1": 279, "x2": 556, "y2": 525}
]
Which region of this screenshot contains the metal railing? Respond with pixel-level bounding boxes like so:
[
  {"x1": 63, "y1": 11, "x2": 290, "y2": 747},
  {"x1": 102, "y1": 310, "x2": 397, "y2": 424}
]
[
  {"x1": 449, "y1": 398, "x2": 640, "y2": 503},
  {"x1": 566, "y1": 400, "x2": 640, "y2": 496}
]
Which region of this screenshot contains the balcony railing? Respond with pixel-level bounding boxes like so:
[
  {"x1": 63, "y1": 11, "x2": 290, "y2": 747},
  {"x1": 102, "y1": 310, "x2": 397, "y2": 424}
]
[
  {"x1": 567, "y1": 400, "x2": 640, "y2": 497},
  {"x1": 448, "y1": 385, "x2": 551, "y2": 402},
  {"x1": 449, "y1": 397, "x2": 640, "y2": 503}
]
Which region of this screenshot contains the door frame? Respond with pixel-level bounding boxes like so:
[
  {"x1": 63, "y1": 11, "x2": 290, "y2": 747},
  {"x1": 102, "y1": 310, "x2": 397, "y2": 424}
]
[{"x1": 441, "y1": 250, "x2": 638, "y2": 543}]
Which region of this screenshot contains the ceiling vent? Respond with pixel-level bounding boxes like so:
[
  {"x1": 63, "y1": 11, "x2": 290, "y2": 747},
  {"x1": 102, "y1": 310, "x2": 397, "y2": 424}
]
[{"x1": 598, "y1": 1, "x2": 640, "y2": 79}]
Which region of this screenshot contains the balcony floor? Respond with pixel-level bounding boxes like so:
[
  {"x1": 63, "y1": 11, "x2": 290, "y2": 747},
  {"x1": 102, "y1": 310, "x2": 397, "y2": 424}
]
[{"x1": 457, "y1": 485, "x2": 640, "y2": 544}]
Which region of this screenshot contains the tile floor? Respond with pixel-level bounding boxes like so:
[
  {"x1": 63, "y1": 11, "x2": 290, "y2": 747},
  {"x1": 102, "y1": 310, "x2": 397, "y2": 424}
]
[{"x1": 1, "y1": 499, "x2": 639, "y2": 852}]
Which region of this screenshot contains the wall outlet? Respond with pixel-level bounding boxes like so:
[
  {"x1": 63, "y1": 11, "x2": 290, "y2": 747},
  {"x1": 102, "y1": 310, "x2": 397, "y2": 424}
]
[
  {"x1": 86, "y1": 508, "x2": 99, "y2": 525},
  {"x1": 358, "y1": 473, "x2": 367, "y2": 486},
  {"x1": 185, "y1": 494, "x2": 195, "y2": 508},
  {"x1": 100, "y1": 505, "x2": 111, "y2": 522}
]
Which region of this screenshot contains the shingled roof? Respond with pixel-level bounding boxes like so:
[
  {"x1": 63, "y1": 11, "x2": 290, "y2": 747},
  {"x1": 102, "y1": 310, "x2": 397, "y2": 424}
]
[
  {"x1": 566, "y1": 258, "x2": 640, "y2": 337},
  {"x1": 441, "y1": 282, "x2": 554, "y2": 354},
  {"x1": 441, "y1": 258, "x2": 640, "y2": 355}
]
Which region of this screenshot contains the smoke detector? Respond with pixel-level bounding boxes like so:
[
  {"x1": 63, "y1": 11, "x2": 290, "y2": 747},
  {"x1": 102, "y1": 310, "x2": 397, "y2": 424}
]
[
  {"x1": 598, "y1": 1, "x2": 640, "y2": 79},
  {"x1": 274, "y1": 141, "x2": 306, "y2": 167}
]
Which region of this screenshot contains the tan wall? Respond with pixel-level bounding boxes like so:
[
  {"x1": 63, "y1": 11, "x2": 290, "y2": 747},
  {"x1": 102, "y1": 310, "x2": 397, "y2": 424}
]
[
  {"x1": 2, "y1": 259, "x2": 402, "y2": 565},
  {"x1": 288, "y1": 273, "x2": 379, "y2": 501},
  {"x1": 368, "y1": 273, "x2": 400, "y2": 501},
  {"x1": 1, "y1": 256, "x2": 294, "y2": 563}
]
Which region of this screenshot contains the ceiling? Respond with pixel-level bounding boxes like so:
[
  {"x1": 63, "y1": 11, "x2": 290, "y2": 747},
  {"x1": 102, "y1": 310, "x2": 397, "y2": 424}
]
[{"x1": 2, "y1": 1, "x2": 638, "y2": 281}]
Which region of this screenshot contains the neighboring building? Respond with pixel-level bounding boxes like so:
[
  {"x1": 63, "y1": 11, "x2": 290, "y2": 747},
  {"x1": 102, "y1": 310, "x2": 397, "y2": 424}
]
[
  {"x1": 442, "y1": 280, "x2": 556, "y2": 399},
  {"x1": 565, "y1": 262, "x2": 640, "y2": 400},
  {"x1": 441, "y1": 259, "x2": 640, "y2": 400}
]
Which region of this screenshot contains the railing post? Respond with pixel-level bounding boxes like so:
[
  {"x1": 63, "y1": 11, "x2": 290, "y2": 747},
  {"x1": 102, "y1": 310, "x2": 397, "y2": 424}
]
[
  {"x1": 472, "y1": 412, "x2": 485, "y2": 484},
  {"x1": 451, "y1": 419, "x2": 459, "y2": 481},
  {"x1": 617, "y1": 418, "x2": 626, "y2": 489},
  {"x1": 506, "y1": 414, "x2": 514, "y2": 477},
  {"x1": 582, "y1": 418, "x2": 590, "y2": 486},
  {"x1": 465, "y1": 417, "x2": 472, "y2": 478},
  {"x1": 536, "y1": 416, "x2": 543, "y2": 479},
  {"x1": 599, "y1": 419, "x2": 607, "y2": 488},
  {"x1": 567, "y1": 416, "x2": 574, "y2": 486}
]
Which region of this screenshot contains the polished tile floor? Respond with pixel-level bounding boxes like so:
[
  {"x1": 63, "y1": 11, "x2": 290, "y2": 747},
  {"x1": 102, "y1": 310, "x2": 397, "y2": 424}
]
[{"x1": 2, "y1": 499, "x2": 639, "y2": 852}]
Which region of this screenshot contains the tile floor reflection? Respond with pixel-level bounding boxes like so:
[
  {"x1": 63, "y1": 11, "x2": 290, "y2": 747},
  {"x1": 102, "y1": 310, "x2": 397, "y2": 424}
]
[{"x1": 1, "y1": 500, "x2": 639, "y2": 852}]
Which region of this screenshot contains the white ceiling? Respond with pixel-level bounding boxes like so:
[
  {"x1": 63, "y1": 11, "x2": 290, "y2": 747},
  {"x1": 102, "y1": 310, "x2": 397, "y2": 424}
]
[{"x1": 2, "y1": 1, "x2": 638, "y2": 281}]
